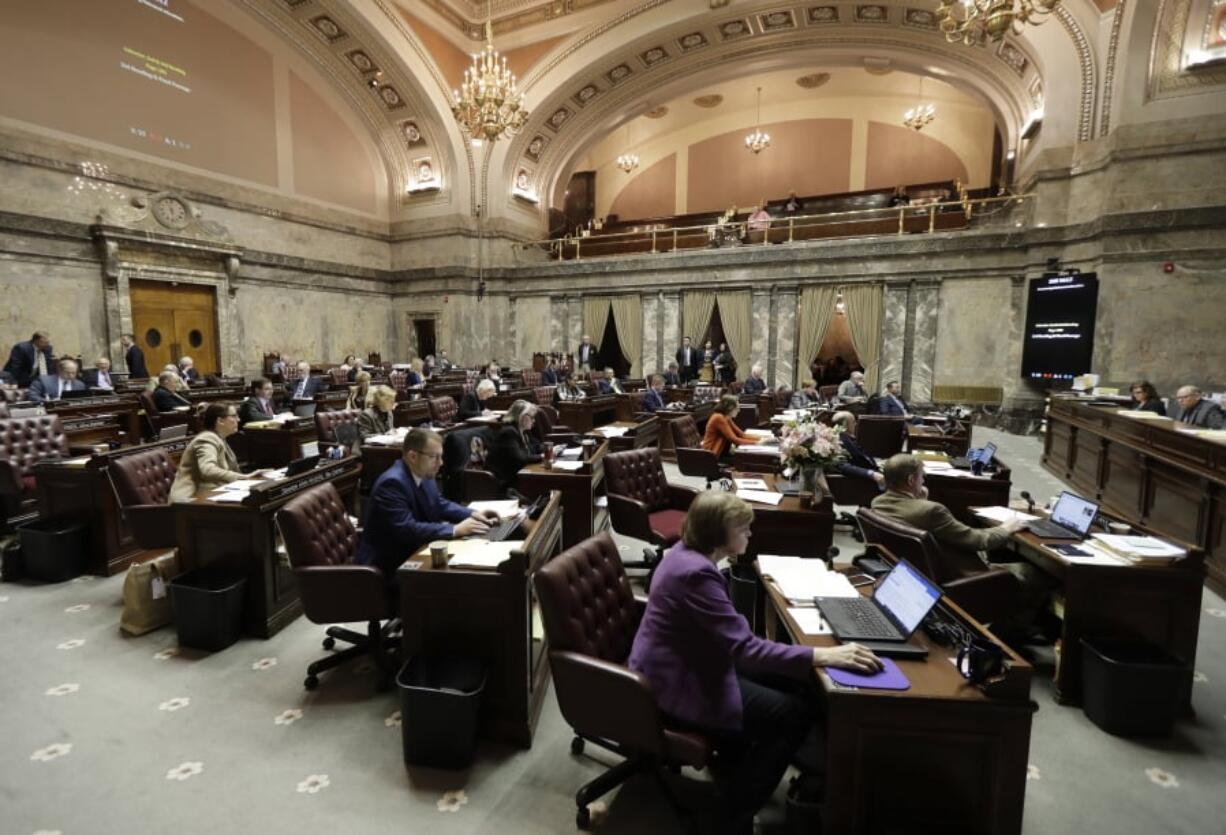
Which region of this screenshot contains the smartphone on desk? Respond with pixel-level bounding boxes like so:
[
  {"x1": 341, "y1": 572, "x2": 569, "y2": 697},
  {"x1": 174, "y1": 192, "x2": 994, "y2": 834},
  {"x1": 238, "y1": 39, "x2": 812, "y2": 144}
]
[{"x1": 847, "y1": 573, "x2": 877, "y2": 588}]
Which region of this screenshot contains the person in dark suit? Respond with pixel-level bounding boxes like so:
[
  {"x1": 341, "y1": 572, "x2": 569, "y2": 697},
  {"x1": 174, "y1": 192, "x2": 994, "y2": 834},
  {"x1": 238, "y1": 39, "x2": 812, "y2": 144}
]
[
  {"x1": 629, "y1": 491, "x2": 880, "y2": 834},
  {"x1": 82, "y1": 357, "x2": 115, "y2": 390},
  {"x1": 178, "y1": 356, "x2": 200, "y2": 383},
  {"x1": 486, "y1": 400, "x2": 543, "y2": 495},
  {"x1": 342, "y1": 355, "x2": 360, "y2": 383},
  {"x1": 289, "y1": 362, "x2": 327, "y2": 400},
  {"x1": 458, "y1": 379, "x2": 497, "y2": 420},
  {"x1": 675, "y1": 336, "x2": 699, "y2": 384},
  {"x1": 742, "y1": 363, "x2": 767, "y2": 395},
  {"x1": 1129, "y1": 380, "x2": 1166, "y2": 415},
  {"x1": 662, "y1": 363, "x2": 681, "y2": 387},
  {"x1": 28, "y1": 359, "x2": 87, "y2": 402},
  {"x1": 239, "y1": 378, "x2": 276, "y2": 425},
  {"x1": 576, "y1": 335, "x2": 597, "y2": 373},
  {"x1": 152, "y1": 371, "x2": 192, "y2": 411},
  {"x1": 715, "y1": 342, "x2": 736, "y2": 384},
  {"x1": 4, "y1": 331, "x2": 54, "y2": 388},
  {"x1": 878, "y1": 381, "x2": 920, "y2": 423},
  {"x1": 355, "y1": 428, "x2": 499, "y2": 577},
  {"x1": 641, "y1": 375, "x2": 667, "y2": 412},
  {"x1": 541, "y1": 358, "x2": 559, "y2": 386},
  {"x1": 1171, "y1": 385, "x2": 1225, "y2": 428},
  {"x1": 832, "y1": 414, "x2": 884, "y2": 488},
  {"x1": 121, "y1": 333, "x2": 149, "y2": 380},
  {"x1": 437, "y1": 350, "x2": 454, "y2": 371}
]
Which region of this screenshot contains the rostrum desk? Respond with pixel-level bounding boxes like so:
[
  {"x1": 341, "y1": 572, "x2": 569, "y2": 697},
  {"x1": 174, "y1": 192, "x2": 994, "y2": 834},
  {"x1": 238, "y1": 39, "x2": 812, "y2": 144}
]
[{"x1": 174, "y1": 457, "x2": 361, "y2": 638}]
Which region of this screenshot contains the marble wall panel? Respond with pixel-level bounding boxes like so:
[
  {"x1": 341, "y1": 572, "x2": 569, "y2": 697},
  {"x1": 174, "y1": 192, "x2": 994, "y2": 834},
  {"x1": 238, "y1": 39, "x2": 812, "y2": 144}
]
[
  {"x1": 933, "y1": 277, "x2": 1014, "y2": 392},
  {"x1": 775, "y1": 288, "x2": 797, "y2": 389},
  {"x1": 514, "y1": 295, "x2": 551, "y2": 368},
  {"x1": 549, "y1": 296, "x2": 567, "y2": 352},
  {"x1": 566, "y1": 296, "x2": 583, "y2": 354},
  {"x1": 642, "y1": 293, "x2": 660, "y2": 376},
  {"x1": 909, "y1": 285, "x2": 940, "y2": 404},
  {"x1": 880, "y1": 285, "x2": 908, "y2": 395},
  {"x1": 0, "y1": 258, "x2": 106, "y2": 363},
  {"x1": 439, "y1": 294, "x2": 510, "y2": 368},
  {"x1": 661, "y1": 293, "x2": 681, "y2": 369},
  {"x1": 750, "y1": 290, "x2": 771, "y2": 378}
]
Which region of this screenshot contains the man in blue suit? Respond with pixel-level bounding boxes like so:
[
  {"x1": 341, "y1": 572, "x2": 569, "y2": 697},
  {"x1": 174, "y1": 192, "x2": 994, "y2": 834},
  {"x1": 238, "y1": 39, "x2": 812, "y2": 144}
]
[
  {"x1": 4, "y1": 331, "x2": 54, "y2": 388},
  {"x1": 289, "y1": 361, "x2": 327, "y2": 400},
  {"x1": 28, "y1": 359, "x2": 87, "y2": 402},
  {"x1": 833, "y1": 414, "x2": 885, "y2": 489},
  {"x1": 641, "y1": 375, "x2": 667, "y2": 412},
  {"x1": 356, "y1": 428, "x2": 500, "y2": 578}
]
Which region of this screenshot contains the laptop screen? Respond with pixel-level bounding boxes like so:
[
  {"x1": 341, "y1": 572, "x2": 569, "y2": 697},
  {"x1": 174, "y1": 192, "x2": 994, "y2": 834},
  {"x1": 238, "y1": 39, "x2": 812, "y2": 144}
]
[
  {"x1": 1049, "y1": 491, "x2": 1098, "y2": 536},
  {"x1": 975, "y1": 442, "x2": 998, "y2": 464},
  {"x1": 874, "y1": 559, "x2": 943, "y2": 635}
]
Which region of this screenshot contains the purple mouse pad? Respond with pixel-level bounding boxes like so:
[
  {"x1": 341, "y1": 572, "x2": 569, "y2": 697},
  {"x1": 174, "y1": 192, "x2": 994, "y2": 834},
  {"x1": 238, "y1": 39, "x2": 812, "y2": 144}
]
[{"x1": 826, "y1": 657, "x2": 911, "y2": 690}]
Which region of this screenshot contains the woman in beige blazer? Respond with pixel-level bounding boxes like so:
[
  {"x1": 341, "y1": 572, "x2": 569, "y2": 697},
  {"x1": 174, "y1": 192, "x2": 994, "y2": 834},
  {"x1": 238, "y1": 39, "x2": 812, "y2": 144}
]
[
  {"x1": 169, "y1": 403, "x2": 244, "y2": 502},
  {"x1": 356, "y1": 385, "x2": 396, "y2": 440}
]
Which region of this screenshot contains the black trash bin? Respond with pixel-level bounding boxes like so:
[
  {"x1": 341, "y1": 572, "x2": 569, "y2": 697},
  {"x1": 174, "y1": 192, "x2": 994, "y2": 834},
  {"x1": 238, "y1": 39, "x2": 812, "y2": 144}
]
[
  {"x1": 19, "y1": 518, "x2": 88, "y2": 582},
  {"x1": 168, "y1": 567, "x2": 247, "y2": 652},
  {"x1": 398, "y1": 654, "x2": 486, "y2": 769},
  {"x1": 1080, "y1": 637, "x2": 1191, "y2": 737}
]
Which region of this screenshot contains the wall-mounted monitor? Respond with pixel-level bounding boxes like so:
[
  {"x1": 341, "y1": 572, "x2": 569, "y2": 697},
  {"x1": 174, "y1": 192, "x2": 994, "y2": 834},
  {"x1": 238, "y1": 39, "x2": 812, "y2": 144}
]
[{"x1": 1021, "y1": 273, "x2": 1099, "y2": 381}]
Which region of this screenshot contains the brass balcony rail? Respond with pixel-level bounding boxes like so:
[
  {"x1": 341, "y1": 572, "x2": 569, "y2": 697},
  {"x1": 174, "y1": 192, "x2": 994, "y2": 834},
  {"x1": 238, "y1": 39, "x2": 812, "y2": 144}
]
[{"x1": 518, "y1": 193, "x2": 1033, "y2": 261}]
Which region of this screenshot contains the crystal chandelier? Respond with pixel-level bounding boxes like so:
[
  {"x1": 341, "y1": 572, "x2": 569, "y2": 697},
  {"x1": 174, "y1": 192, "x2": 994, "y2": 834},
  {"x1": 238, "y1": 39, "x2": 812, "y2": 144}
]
[
  {"x1": 903, "y1": 77, "x2": 936, "y2": 131},
  {"x1": 936, "y1": 0, "x2": 1061, "y2": 45},
  {"x1": 451, "y1": 4, "x2": 528, "y2": 143},
  {"x1": 616, "y1": 123, "x2": 639, "y2": 173},
  {"x1": 744, "y1": 87, "x2": 770, "y2": 154}
]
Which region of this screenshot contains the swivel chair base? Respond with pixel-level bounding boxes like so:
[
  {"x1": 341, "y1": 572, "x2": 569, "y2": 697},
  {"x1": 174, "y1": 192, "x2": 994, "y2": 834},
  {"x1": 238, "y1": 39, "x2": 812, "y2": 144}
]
[
  {"x1": 304, "y1": 618, "x2": 397, "y2": 691},
  {"x1": 570, "y1": 735, "x2": 699, "y2": 834}
]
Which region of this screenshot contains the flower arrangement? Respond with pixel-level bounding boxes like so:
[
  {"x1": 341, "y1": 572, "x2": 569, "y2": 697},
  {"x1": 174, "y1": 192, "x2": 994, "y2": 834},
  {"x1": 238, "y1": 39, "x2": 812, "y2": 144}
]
[{"x1": 778, "y1": 417, "x2": 847, "y2": 479}]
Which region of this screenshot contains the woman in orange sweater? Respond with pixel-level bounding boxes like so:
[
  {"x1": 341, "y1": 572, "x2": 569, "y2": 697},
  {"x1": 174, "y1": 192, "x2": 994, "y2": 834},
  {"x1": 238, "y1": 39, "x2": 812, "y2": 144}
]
[{"x1": 703, "y1": 394, "x2": 759, "y2": 459}]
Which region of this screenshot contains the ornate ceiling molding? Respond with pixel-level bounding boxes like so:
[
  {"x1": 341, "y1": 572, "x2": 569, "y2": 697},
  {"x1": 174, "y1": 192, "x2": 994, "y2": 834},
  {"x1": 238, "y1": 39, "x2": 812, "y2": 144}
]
[
  {"x1": 1054, "y1": 5, "x2": 1098, "y2": 142},
  {"x1": 1148, "y1": 0, "x2": 1226, "y2": 99},
  {"x1": 1100, "y1": 0, "x2": 1127, "y2": 136}
]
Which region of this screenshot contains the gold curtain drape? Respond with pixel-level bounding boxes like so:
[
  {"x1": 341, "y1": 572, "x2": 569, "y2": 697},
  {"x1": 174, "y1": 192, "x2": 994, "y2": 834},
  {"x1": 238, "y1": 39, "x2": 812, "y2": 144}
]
[
  {"x1": 682, "y1": 291, "x2": 717, "y2": 345},
  {"x1": 715, "y1": 291, "x2": 751, "y2": 374},
  {"x1": 581, "y1": 297, "x2": 611, "y2": 362},
  {"x1": 796, "y1": 285, "x2": 840, "y2": 386},
  {"x1": 842, "y1": 283, "x2": 884, "y2": 392},
  {"x1": 609, "y1": 295, "x2": 643, "y2": 377}
]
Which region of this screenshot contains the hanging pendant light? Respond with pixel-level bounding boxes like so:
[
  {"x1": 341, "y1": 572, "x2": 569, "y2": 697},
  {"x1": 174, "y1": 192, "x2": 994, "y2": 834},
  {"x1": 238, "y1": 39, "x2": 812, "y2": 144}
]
[
  {"x1": 903, "y1": 76, "x2": 936, "y2": 131},
  {"x1": 744, "y1": 87, "x2": 771, "y2": 154}
]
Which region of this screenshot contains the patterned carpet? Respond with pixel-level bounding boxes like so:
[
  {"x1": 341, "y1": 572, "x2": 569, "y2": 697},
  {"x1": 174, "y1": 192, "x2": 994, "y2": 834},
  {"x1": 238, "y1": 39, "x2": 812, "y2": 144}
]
[{"x1": 2, "y1": 428, "x2": 1223, "y2": 834}]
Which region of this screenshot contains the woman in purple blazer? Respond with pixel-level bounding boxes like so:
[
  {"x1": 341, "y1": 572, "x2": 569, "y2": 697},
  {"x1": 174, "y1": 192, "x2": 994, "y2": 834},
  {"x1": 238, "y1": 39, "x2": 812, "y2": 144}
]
[{"x1": 628, "y1": 491, "x2": 880, "y2": 833}]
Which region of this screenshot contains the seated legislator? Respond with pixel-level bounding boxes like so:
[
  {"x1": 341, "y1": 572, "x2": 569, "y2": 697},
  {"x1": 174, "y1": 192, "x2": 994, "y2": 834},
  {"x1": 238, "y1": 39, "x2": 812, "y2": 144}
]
[
  {"x1": 340, "y1": 354, "x2": 359, "y2": 383},
  {"x1": 1129, "y1": 380, "x2": 1166, "y2": 415},
  {"x1": 458, "y1": 379, "x2": 497, "y2": 420},
  {"x1": 641, "y1": 375, "x2": 667, "y2": 412},
  {"x1": 1170, "y1": 385, "x2": 1224, "y2": 428},
  {"x1": 541, "y1": 358, "x2": 559, "y2": 386},
  {"x1": 239, "y1": 378, "x2": 276, "y2": 425},
  {"x1": 153, "y1": 371, "x2": 192, "y2": 411},
  {"x1": 355, "y1": 428, "x2": 499, "y2": 576},
  {"x1": 437, "y1": 349, "x2": 454, "y2": 371},
  {"x1": 168, "y1": 403, "x2": 243, "y2": 502},
  {"x1": 597, "y1": 367, "x2": 625, "y2": 395},
  {"x1": 877, "y1": 381, "x2": 912, "y2": 417},
  {"x1": 789, "y1": 379, "x2": 821, "y2": 409},
  {"x1": 27, "y1": 359, "x2": 87, "y2": 402},
  {"x1": 837, "y1": 371, "x2": 868, "y2": 404},
  {"x1": 347, "y1": 371, "x2": 372, "y2": 411},
  {"x1": 832, "y1": 414, "x2": 884, "y2": 488},
  {"x1": 555, "y1": 376, "x2": 586, "y2": 403},
  {"x1": 486, "y1": 399, "x2": 543, "y2": 495},
  {"x1": 662, "y1": 363, "x2": 681, "y2": 387},
  {"x1": 357, "y1": 385, "x2": 395, "y2": 439},
  {"x1": 406, "y1": 358, "x2": 425, "y2": 387},
  {"x1": 629, "y1": 491, "x2": 880, "y2": 834},
  {"x1": 703, "y1": 394, "x2": 759, "y2": 460},
  {"x1": 742, "y1": 364, "x2": 768, "y2": 395},
  {"x1": 82, "y1": 357, "x2": 115, "y2": 390},
  {"x1": 290, "y1": 361, "x2": 327, "y2": 400},
  {"x1": 178, "y1": 356, "x2": 200, "y2": 384}
]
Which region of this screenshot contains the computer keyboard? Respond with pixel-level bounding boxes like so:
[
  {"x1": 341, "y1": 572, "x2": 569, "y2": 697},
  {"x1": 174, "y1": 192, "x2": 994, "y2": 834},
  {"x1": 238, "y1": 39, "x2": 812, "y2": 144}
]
[
  {"x1": 1025, "y1": 519, "x2": 1078, "y2": 539},
  {"x1": 819, "y1": 598, "x2": 899, "y2": 641},
  {"x1": 486, "y1": 514, "x2": 523, "y2": 542}
]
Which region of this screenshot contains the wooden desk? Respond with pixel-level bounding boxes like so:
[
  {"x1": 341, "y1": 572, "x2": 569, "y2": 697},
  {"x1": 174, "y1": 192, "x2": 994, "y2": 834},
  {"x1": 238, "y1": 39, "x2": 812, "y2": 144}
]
[
  {"x1": 556, "y1": 395, "x2": 618, "y2": 432},
  {"x1": 733, "y1": 472, "x2": 835, "y2": 562},
  {"x1": 243, "y1": 418, "x2": 319, "y2": 467},
  {"x1": 613, "y1": 393, "x2": 644, "y2": 423},
  {"x1": 517, "y1": 442, "x2": 608, "y2": 550},
  {"x1": 174, "y1": 457, "x2": 361, "y2": 638},
  {"x1": 907, "y1": 422, "x2": 972, "y2": 456},
  {"x1": 730, "y1": 442, "x2": 783, "y2": 474},
  {"x1": 1043, "y1": 397, "x2": 1226, "y2": 595},
  {"x1": 60, "y1": 413, "x2": 123, "y2": 451},
  {"x1": 393, "y1": 399, "x2": 432, "y2": 427},
  {"x1": 44, "y1": 395, "x2": 143, "y2": 443},
  {"x1": 1009, "y1": 526, "x2": 1203, "y2": 708},
  {"x1": 588, "y1": 417, "x2": 659, "y2": 453},
  {"x1": 488, "y1": 388, "x2": 535, "y2": 411},
  {"x1": 762, "y1": 571, "x2": 1034, "y2": 835},
  {"x1": 922, "y1": 457, "x2": 1013, "y2": 526},
  {"x1": 398, "y1": 491, "x2": 562, "y2": 748},
  {"x1": 654, "y1": 401, "x2": 714, "y2": 462},
  {"x1": 35, "y1": 437, "x2": 191, "y2": 576}
]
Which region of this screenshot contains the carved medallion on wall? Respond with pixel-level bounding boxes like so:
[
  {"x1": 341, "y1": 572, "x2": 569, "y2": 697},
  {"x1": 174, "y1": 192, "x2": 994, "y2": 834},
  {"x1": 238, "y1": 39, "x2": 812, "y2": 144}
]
[
  {"x1": 571, "y1": 83, "x2": 601, "y2": 108},
  {"x1": 310, "y1": 16, "x2": 345, "y2": 42},
  {"x1": 677, "y1": 32, "x2": 709, "y2": 52},
  {"x1": 903, "y1": 8, "x2": 937, "y2": 30},
  {"x1": 378, "y1": 85, "x2": 405, "y2": 109},
  {"x1": 402, "y1": 121, "x2": 424, "y2": 146},
  {"x1": 855, "y1": 5, "x2": 889, "y2": 23},
  {"x1": 997, "y1": 41, "x2": 1029, "y2": 76},
  {"x1": 605, "y1": 63, "x2": 634, "y2": 85},
  {"x1": 640, "y1": 46, "x2": 671, "y2": 66},
  {"x1": 346, "y1": 50, "x2": 377, "y2": 73},
  {"x1": 545, "y1": 106, "x2": 572, "y2": 132},
  {"x1": 759, "y1": 10, "x2": 796, "y2": 31},
  {"x1": 796, "y1": 72, "x2": 831, "y2": 89},
  {"x1": 692, "y1": 94, "x2": 724, "y2": 108},
  {"x1": 525, "y1": 134, "x2": 549, "y2": 161},
  {"x1": 718, "y1": 20, "x2": 752, "y2": 40},
  {"x1": 807, "y1": 6, "x2": 839, "y2": 24},
  {"x1": 645, "y1": 105, "x2": 669, "y2": 119}
]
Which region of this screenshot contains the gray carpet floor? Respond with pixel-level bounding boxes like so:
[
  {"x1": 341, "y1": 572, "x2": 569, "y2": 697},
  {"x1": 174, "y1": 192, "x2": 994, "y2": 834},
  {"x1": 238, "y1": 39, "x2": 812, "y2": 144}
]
[{"x1": 3, "y1": 427, "x2": 1224, "y2": 834}]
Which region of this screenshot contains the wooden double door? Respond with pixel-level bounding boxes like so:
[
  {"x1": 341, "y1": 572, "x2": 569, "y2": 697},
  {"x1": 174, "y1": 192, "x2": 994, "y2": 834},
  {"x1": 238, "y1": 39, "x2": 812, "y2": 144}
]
[{"x1": 129, "y1": 280, "x2": 220, "y2": 376}]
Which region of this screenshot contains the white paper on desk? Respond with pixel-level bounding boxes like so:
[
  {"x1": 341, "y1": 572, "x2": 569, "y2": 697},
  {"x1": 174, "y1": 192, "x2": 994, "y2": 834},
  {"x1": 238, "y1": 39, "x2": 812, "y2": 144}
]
[
  {"x1": 594, "y1": 426, "x2": 629, "y2": 437},
  {"x1": 558, "y1": 447, "x2": 582, "y2": 459},
  {"x1": 737, "y1": 445, "x2": 780, "y2": 456},
  {"x1": 1091, "y1": 534, "x2": 1186, "y2": 559},
  {"x1": 550, "y1": 460, "x2": 584, "y2": 471},
  {"x1": 221, "y1": 479, "x2": 263, "y2": 491},
  {"x1": 973, "y1": 506, "x2": 1039, "y2": 523},
  {"x1": 210, "y1": 491, "x2": 248, "y2": 503},
  {"x1": 758, "y1": 555, "x2": 859, "y2": 604},
  {"x1": 922, "y1": 460, "x2": 954, "y2": 471},
  {"x1": 595, "y1": 496, "x2": 608, "y2": 508},
  {"x1": 734, "y1": 478, "x2": 770, "y2": 491},
  {"x1": 743, "y1": 428, "x2": 775, "y2": 438},
  {"x1": 468, "y1": 499, "x2": 521, "y2": 519},
  {"x1": 364, "y1": 433, "x2": 400, "y2": 446},
  {"x1": 788, "y1": 608, "x2": 833, "y2": 636},
  {"x1": 447, "y1": 540, "x2": 519, "y2": 570},
  {"x1": 738, "y1": 489, "x2": 784, "y2": 506}
]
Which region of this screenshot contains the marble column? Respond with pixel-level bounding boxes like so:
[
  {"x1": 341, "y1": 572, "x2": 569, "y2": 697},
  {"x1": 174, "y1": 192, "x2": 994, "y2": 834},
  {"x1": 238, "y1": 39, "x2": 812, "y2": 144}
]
[
  {"x1": 506, "y1": 294, "x2": 517, "y2": 369},
  {"x1": 909, "y1": 282, "x2": 940, "y2": 404},
  {"x1": 750, "y1": 289, "x2": 771, "y2": 379},
  {"x1": 549, "y1": 296, "x2": 567, "y2": 352},
  {"x1": 774, "y1": 285, "x2": 798, "y2": 389},
  {"x1": 662, "y1": 292, "x2": 681, "y2": 368},
  {"x1": 642, "y1": 293, "x2": 660, "y2": 376},
  {"x1": 566, "y1": 295, "x2": 582, "y2": 354},
  {"x1": 880, "y1": 283, "x2": 908, "y2": 395}
]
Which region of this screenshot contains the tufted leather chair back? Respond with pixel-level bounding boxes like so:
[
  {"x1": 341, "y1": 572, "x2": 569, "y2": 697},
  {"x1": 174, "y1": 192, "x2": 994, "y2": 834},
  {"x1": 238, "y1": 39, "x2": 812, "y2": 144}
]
[
  {"x1": 856, "y1": 508, "x2": 952, "y2": 584},
  {"x1": 389, "y1": 370, "x2": 407, "y2": 391},
  {"x1": 856, "y1": 416, "x2": 907, "y2": 458},
  {"x1": 534, "y1": 531, "x2": 639, "y2": 663},
  {"x1": 669, "y1": 415, "x2": 702, "y2": 449},
  {"x1": 533, "y1": 386, "x2": 555, "y2": 407},
  {"x1": 521, "y1": 371, "x2": 542, "y2": 388},
  {"x1": 428, "y1": 396, "x2": 458, "y2": 424},
  {"x1": 819, "y1": 384, "x2": 838, "y2": 403},
  {"x1": 0, "y1": 415, "x2": 69, "y2": 483},
  {"x1": 110, "y1": 448, "x2": 176, "y2": 507},
  {"x1": 329, "y1": 367, "x2": 349, "y2": 385},
  {"x1": 138, "y1": 390, "x2": 159, "y2": 414},
  {"x1": 278, "y1": 481, "x2": 359, "y2": 568},
  {"x1": 314, "y1": 408, "x2": 360, "y2": 444},
  {"x1": 603, "y1": 448, "x2": 670, "y2": 512}
]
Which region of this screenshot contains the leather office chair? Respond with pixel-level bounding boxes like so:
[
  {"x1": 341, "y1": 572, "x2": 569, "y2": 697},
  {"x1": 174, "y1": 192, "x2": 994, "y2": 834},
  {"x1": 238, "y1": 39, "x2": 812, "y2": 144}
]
[
  {"x1": 603, "y1": 448, "x2": 698, "y2": 571},
  {"x1": 533, "y1": 404, "x2": 579, "y2": 444},
  {"x1": 0, "y1": 402, "x2": 8, "y2": 418},
  {"x1": 107, "y1": 447, "x2": 178, "y2": 549},
  {"x1": 428, "y1": 395, "x2": 458, "y2": 425},
  {"x1": 0, "y1": 415, "x2": 69, "y2": 524},
  {"x1": 328, "y1": 367, "x2": 349, "y2": 386},
  {"x1": 855, "y1": 415, "x2": 907, "y2": 458},
  {"x1": 521, "y1": 371, "x2": 542, "y2": 389},
  {"x1": 818, "y1": 384, "x2": 839, "y2": 403},
  {"x1": 532, "y1": 386, "x2": 555, "y2": 407},
  {"x1": 774, "y1": 388, "x2": 794, "y2": 409},
  {"x1": 533, "y1": 532, "x2": 711, "y2": 831},
  {"x1": 276, "y1": 482, "x2": 395, "y2": 690},
  {"x1": 314, "y1": 408, "x2": 360, "y2": 451},
  {"x1": 668, "y1": 415, "x2": 726, "y2": 488},
  {"x1": 139, "y1": 389, "x2": 191, "y2": 440},
  {"x1": 856, "y1": 508, "x2": 1020, "y2": 626},
  {"x1": 439, "y1": 426, "x2": 498, "y2": 503}
]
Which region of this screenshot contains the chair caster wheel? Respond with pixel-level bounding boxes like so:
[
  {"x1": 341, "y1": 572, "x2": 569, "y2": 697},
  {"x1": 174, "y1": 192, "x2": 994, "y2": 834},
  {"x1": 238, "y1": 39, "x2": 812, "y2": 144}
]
[
  {"x1": 570, "y1": 736, "x2": 585, "y2": 755},
  {"x1": 304, "y1": 675, "x2": 319, "y2": 690},
  {"x1": 576, "y1": 806, "x2": 591, "y2": 830},
  {"x1": 322, "y1": 637, "x2": 336, "y2": 650}
]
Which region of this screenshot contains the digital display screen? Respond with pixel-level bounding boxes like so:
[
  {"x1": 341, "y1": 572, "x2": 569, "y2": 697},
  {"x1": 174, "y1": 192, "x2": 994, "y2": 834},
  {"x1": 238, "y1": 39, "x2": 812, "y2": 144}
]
[{"x1": 1021, "y1": 273, "x2": 1099, "y2": 381}]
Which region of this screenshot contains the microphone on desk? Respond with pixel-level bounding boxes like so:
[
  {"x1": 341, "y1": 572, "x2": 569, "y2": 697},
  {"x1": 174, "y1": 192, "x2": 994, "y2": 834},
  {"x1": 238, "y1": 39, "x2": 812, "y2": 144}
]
[{"x1": 1020, "y1": 491, "x2": 1036, "y2": 514}]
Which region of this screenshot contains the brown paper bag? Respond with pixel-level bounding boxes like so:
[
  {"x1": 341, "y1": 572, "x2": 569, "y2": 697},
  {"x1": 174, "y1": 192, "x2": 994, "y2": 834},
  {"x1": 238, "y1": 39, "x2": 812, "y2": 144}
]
[{"x1": 120, "y1": 550, "x2": 181, "y2": 636}]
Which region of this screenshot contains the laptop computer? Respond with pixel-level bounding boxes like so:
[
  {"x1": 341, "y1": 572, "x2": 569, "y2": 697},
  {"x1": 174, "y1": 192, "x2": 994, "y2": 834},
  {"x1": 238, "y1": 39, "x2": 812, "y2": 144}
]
[
  {"x1": 814, "y1": 559, "x2": 942, "y2": 656},
  {"x1": 158, "y1": 424, "x2": 189, "y2": 440},
  {"x1": 1024, "y1": 490, "x2": 1099, "y2": 540},
  {"x1": 951, "y1": 441, "x2": 997, "y2": 470}
]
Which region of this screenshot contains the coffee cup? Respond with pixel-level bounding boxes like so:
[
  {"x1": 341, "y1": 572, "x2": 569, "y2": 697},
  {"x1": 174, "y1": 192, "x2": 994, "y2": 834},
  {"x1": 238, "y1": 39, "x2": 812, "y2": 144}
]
[
  {"x1": 1107, "y1": 522, "x2": 1131, "y2": 535},
  {"x1": 428, "y1": 541, "x2": 449, "y2": 569}
]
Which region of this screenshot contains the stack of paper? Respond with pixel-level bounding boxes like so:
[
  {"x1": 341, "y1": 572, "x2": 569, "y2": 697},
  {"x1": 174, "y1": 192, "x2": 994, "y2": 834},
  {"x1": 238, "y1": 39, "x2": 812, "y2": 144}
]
[
  {"x1": 738, "y1": 490, "x2": 783, "y2": 506},
  {"x1": 743, "y1": 428, "x2": 775, "y2": 439},
  {"x1": 468, "y1": 499, "x2": 521, "y2": 519},
  {"x1": 787, "y1": 608, "x2": 832, "y2": 636},
  {"x1": 733, "y1": 478, "x2": 770, "y2": 491},
  {"x1": 757, "y1": 555, "x2": 859, "y2": 604},
  {"x1": 550, "y1": 460, "x2": 584, "y2": 471},
  {"x1": 447, "y1": 540, "x2": 519, "y2": 570},
  {"x1": 973, "y1": 506, "x2": 1039, "y2": 524},
  {"x1": 1091, "y1": 534, "x2": 1187, "y2": 563},
  {"x1": 558, "y1": 447, "x2": 583, "y2": 459},
  {"x1": 593, "y1": 426, "x2": 629, "y2": 438},
  {"x1": 221, "y1": 479, "x2": 264, "y2": 492}
]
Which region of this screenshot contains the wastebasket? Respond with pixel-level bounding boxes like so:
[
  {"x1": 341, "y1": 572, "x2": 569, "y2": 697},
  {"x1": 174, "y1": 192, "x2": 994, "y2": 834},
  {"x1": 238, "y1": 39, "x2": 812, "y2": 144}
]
[
  {"x1": 1080, "y1": 637, "x2": 1190, "y2": 737},
  {"x1": 168, "y1": 567, "x2": 247, "y2": 652},
  {"x1": 19, "y1": 518, "x2": 88, "y2": 582},
  {"x1": 398, "y1": 654, "x2": 487, "y2": 769}
]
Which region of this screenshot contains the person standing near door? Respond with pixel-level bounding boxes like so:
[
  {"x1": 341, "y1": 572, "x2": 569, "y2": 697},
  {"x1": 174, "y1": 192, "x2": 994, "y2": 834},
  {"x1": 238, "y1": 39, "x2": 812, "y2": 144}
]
[{"x1": 121, "y1": 333, "x2": 149, "y2": 379}]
